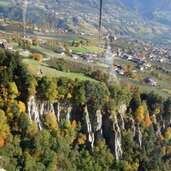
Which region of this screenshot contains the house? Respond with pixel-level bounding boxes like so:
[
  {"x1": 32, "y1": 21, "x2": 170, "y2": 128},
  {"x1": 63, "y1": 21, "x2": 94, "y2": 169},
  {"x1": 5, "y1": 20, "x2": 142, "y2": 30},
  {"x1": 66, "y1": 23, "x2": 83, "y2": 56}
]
[
  {"x1": 137, "y1": 60, "x2": 151, "y2": 71},
  {"x1": 1, "y1": 43, "x2": 14, "y2": 51},
  {"x1": 23, "y1": 37, "x2": 33, "y2": 44},
  {"x1": 55, "y1": 47, "x2": 65, "y2": 55},
  {"x1": 138, "y1": 65, "x2": 144, "y2": 71},
  {"x1": 0, "y1": 39, "x2": 7, "y2": 45},
  {"x1": 145, "y1": 78, "x2": 157, "y2": 86},
  {"x1": 117, "y1": 69, "x2": 125, "y2": 75},
  {"x1": 169, "y1": 56, "x2": 171, "y2": 62},
  {"x1": 81, "y1": 54, "x2": 94, "y2": 63},
  {"x1": 72, "y1": 54, "x2": 79, "y2": 59}
]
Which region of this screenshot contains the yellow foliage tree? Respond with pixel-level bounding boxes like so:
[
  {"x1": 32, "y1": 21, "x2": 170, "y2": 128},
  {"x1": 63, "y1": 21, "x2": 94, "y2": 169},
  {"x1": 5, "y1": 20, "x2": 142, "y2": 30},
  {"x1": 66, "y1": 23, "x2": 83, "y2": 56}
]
[
  {"x1": 18, "y1": 101, "x2": 26, "y2": 113},
  {"x1": 66, "y1": 93, "x2": 72, "y2": 99},
  {"x1": 33, "y1": 53, "x2": 43, "y2": 61},
  {"x1": 0, "y1": 109, "x2": 11, "y2": 140},
  {"x1": 8, "y1": 82, "x2": 19, "y2": 100},
  {"x1": 165, "y1": 127, "x2": 171, "y2": 141},
  {"x1": 135, "y1": 101, "x2": 149, "y2": 123},
  {"x1": 159, "y1": 134, "x2": 164, "y2": 141},
  {"x1": 44, "y1": 112, "x2": 58, "y2": 131},
  {"x1": 166, "y1": 146, "x2": 171, "y2": 155},
  {"x1": 135, "y1": 105, "x2": 144, "y2": 122},
  {"x1": 123, "y1": 161, "x2": 139, "y2": 171},
  {"x1": 67, "y1": 83, "x2": 72, "y2": 88},
  {"x1": 153, "y1": 107, "x2": 160, "y2": 115},
  {"x1": 28, "y1": 78, "x2": 37, "y2": 95},
  {"x1": 27, "y1": 121, "x2": 38, "y2": 138}
]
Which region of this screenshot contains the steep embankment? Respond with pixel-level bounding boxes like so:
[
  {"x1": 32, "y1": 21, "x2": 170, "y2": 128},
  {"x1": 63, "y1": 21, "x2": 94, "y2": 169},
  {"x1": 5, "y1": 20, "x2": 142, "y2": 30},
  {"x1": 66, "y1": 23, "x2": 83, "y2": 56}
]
[{"x1": 0, "y1": 47, "x2": 171, "y2": 170}]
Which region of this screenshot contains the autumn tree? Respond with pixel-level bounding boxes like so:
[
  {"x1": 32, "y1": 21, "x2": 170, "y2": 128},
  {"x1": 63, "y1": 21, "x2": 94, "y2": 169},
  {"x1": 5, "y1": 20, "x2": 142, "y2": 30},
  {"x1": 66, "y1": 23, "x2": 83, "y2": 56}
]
[
  {"x1": 44, "y1": 112, "x2": 58, "y2": 131},
  {"x1": 0, "y1": 109, "x2": 11, "y2": 141},
  {"x1": 32, "y1": 53, "x2": 43, "y2": 61},
  {"x1": 7, "y1": 82, "x2": 19, "y2": 100},
  {"x1": 144, "y1": 116, "x2": 152, "y2": 128},
  {"x1": 135, "y1": 101, "x2": 149, "y2": 123},
  {"x1": 32, "y1": 37, "x2": 40, "y2": 46},
  {"x1": 165, "y1": 127, "x2": 171, "y2": 141},
  {"x1": 92, "y1": 69, "x2": 110, "y2": 83}
]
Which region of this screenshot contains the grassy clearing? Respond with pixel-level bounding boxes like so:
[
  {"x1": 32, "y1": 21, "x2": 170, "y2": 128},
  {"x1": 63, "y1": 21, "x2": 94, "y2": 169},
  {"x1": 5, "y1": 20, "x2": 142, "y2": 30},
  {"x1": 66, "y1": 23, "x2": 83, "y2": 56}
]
[
  {"x1": 23, "y1": 58, "x2": 96, "y2": 81},
  {"x1": 41, "y1": 43, "x2": 104, "y2": 54},
  {"x1": 69, "y1": 46, "x2": 104, "y2": 53},
  {"x1": 0, "y1": 1, "x2": 10, "y2": 7}
]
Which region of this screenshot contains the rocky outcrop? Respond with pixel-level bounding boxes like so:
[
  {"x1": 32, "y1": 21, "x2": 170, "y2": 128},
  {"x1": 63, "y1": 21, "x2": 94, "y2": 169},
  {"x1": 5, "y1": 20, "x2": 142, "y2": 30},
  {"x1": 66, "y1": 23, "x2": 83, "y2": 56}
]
[
  {"x1": 93, "y1": 110, "x2": 103, "y2": 140},
  {"x1": 27, "y1": 95, "x2": 42, "y2": 130},
  {"x1": 27, "y1": 97, "x2": 139, "y2": 160},
  {"x1": 138, "y1": 127, "x2": 142, "y2": 148},
  {"x1": 113, "y1": 114, "x2": 123, "y2": 160},
  {"x1": 0, "y1": 168, "x2": 6, "y2": 171},
  {"x1": 27, "y1": 96, "x2": 74, "y2": 126},
  {"x1": 118, "y1": 104, "x2": 127, "y2": 130},
  {"x1": 84, "y1": 105, "x2": 94, "y2": 148}
]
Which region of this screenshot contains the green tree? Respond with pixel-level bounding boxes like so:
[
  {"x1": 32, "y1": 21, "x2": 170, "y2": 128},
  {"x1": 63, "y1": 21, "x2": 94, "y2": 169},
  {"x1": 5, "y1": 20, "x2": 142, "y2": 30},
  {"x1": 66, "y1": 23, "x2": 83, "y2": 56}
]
[
  {"x1": 75, "y1": 84, "x2": 87, "y2": 105},
  {"x1": 38, "y1": 77, "x2": 58, "y2": 102},
  {"x1": 85, "y1": 81, "x2": 109, "y2": 109},
  {"x1": 44, "y1": 112, "x2": 58, "y2": 131},
  {"x1": 92, "y1": 69, "x2": 110, "y2": 83},
  {"x1": 139, "y1": 126, "x2": 163, "y2": 171},
  {"x1": 26, "y1": 76, "x2": 38, "y2": 96},
  {"x1": 163, "y1": 98, "x2": 171, "y2": 124},
  {"x1": 94, "y1": 140, "x2": 114, "y2": 170},
  {"x1": 130, "y1": 88, "x2": 142, "y2": 113},
  {"x1": 76, "y1": 148, "x2": 95, "y2": 171},
  {"x1": 109, "y1": 83, "x2": 132, "y2": 107},
  {"x1": 23, "y1": 151, "x2": 37, "y2": 171}
]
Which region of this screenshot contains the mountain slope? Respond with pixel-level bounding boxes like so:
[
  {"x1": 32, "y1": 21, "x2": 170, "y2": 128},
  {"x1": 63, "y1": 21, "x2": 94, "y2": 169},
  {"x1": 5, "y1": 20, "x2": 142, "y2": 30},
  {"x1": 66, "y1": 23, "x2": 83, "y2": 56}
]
[
  {"x1": 1, "y1": 0, "x2": 171, "y2": 43},
  {"x1": 120, "y1": 0, "x2": 171, "y2": 25}
]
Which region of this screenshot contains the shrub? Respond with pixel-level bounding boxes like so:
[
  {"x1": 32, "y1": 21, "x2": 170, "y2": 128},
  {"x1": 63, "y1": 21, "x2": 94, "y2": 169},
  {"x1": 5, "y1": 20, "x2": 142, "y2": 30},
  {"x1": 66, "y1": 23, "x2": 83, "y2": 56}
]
[{"x1": 32, "y1": 53, "x2": 43, "y2": 61}]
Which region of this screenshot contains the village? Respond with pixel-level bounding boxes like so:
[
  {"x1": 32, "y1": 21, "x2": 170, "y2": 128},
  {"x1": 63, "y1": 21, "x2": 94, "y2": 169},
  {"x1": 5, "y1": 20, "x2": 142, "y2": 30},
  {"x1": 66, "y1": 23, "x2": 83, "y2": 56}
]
[{"x1": 0, "y1": 15, "x2": 170, "y2": 95}]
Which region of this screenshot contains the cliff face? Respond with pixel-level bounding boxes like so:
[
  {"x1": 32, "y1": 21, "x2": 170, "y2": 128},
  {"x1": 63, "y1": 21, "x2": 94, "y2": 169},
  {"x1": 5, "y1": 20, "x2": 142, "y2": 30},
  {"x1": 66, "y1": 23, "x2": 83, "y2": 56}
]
[
  {"x1": 27, "y1": 96, "x2": 135, "y2": 160},
  {"x1": 27, "y1": 95, "x2": 171, "y2": 160}
]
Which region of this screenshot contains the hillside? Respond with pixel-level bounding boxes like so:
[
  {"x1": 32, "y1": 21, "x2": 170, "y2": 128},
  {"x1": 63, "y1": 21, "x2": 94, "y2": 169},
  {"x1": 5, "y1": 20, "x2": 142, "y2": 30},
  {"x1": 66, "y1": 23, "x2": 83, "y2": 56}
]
[
  {"x1": 120, "y1": 0, "x2": 171, "y2": 26},
  {"x1": 0, "y1": 0, "x2": 171, "y2": 44},
  {"x1": 0, "y1": 1, "x2": 171, "y2": 170},
  {"x1": 0, "y1": 48, "x2": 171, "y2": 170}
]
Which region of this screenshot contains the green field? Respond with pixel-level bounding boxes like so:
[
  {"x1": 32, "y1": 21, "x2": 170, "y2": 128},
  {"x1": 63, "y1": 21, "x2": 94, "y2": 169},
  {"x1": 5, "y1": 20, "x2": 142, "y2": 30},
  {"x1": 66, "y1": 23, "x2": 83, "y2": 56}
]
[
  {"x1": 0, "y1": 1, "x2": 10, "y2": 7},
  {"x1": 69, "y1": 46, "x2": 104, "y2": 53},
  {"x1": 23, "y1": 58, "x2": 96, "y2": 81},
  {"x1": 41, "y1": 44, "x2": 104, "y2": 54}
]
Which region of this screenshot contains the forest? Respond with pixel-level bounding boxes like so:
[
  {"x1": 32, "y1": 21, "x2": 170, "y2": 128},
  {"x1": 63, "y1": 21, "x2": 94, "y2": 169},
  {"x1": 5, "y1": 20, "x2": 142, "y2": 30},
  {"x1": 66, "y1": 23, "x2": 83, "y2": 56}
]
[{"x1": 0, "y1": 49, "x2": 171, "y2": 171}]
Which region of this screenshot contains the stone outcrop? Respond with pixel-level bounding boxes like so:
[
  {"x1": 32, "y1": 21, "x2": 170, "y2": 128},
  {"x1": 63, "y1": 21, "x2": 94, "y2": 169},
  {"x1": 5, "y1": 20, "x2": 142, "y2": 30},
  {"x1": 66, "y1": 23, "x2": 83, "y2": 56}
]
[{"x1": 27, "y1": 96, "x2": 137, "y2": 160}]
